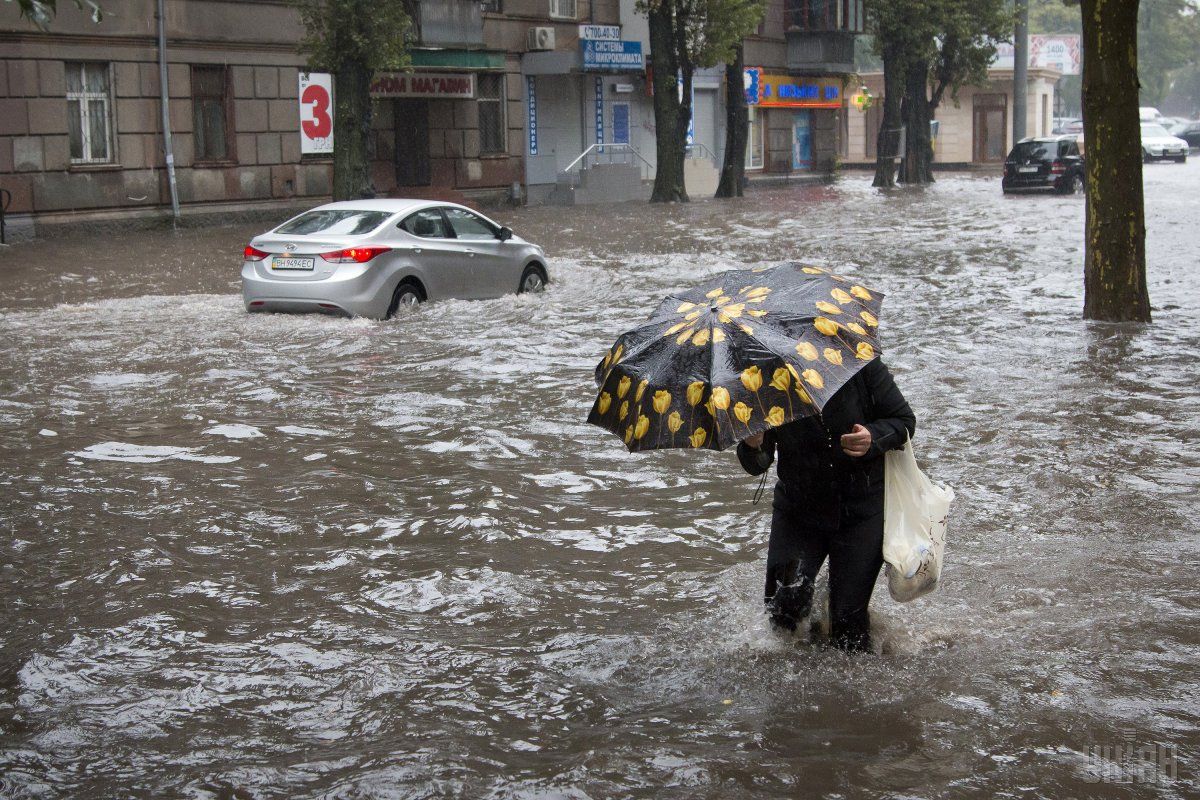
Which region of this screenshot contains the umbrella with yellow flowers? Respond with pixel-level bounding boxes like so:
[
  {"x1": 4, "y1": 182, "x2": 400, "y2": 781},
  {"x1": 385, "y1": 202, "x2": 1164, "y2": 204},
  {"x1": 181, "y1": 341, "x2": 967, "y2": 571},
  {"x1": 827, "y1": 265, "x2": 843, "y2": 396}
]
[{"x1": 586, "y1": 263, "x2": 883, "y2": 452}]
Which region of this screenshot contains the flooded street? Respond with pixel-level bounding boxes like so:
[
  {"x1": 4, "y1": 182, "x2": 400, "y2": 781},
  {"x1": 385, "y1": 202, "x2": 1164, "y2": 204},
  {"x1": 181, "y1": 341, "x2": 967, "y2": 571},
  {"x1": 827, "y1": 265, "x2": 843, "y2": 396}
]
[{"x1": 1, "y1": 166, "x2": 1198, "y2": 798}]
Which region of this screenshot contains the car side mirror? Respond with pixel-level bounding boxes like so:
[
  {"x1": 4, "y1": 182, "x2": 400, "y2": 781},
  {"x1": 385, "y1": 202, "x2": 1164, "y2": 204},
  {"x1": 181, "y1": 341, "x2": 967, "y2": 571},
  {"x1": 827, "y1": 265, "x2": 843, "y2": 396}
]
[{"x1": 497, "y1": 226, "x2": 513, "y2": 242}]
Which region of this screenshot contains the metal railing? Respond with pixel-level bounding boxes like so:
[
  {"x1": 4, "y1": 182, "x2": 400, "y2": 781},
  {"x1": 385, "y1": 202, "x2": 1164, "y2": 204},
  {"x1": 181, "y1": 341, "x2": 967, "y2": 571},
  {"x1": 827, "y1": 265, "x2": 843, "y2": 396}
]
[
  {"x1": 563, "y1": 142, "x2": 655, "y2": 174},
  {"x1": 685, "y1": 142, "x2": 720, "y2": 165}
]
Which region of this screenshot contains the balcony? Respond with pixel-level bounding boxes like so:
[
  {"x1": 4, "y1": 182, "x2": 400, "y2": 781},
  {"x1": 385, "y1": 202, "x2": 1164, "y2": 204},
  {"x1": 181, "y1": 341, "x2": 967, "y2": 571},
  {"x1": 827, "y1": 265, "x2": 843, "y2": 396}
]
[
  {"x1": 414, "y1": 0, "x2": 484, "y2": 48},
  {"x1": 785, "y1": 0, "x2": 863, "y2": 75}
]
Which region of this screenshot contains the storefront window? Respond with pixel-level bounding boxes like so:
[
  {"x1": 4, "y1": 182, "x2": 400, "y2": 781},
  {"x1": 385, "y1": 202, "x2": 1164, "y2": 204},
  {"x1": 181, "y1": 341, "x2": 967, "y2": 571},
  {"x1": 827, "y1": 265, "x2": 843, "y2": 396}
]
[
  {"x1": 478, "y1": 73, "x2": 506, "y2": 154},
  {"x1": 745, "y1": 106, "x2": 764, "y2": 170}
]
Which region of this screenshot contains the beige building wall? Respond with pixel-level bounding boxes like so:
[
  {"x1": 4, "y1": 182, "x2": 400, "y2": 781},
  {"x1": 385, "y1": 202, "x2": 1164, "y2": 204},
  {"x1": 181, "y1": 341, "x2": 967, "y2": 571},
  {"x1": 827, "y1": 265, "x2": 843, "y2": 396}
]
[{"x1": 846, "y1": 68, "x2": 1060, "y2": 166}]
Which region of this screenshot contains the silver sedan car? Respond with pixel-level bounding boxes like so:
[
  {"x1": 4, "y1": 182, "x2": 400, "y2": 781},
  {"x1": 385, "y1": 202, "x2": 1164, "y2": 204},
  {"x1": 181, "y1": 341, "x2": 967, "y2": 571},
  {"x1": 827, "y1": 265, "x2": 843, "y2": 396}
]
[{"x1": 241, "y1": 199, "x2": 548, "y2": 319}]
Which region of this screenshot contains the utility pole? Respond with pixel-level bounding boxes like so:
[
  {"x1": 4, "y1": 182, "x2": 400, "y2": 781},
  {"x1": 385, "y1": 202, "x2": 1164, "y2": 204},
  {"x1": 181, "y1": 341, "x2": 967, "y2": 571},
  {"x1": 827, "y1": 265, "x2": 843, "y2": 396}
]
[{"x1": 1013, "y1": 0, "x2": 1029, "y2": 145}]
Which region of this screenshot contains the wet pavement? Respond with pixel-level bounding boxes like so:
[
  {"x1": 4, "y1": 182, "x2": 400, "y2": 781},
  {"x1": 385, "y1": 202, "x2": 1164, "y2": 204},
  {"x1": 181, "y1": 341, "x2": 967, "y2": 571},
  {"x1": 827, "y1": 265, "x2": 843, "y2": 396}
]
[{"x1": 1, "y1": 164, "x2": 1198, "y2": 798}]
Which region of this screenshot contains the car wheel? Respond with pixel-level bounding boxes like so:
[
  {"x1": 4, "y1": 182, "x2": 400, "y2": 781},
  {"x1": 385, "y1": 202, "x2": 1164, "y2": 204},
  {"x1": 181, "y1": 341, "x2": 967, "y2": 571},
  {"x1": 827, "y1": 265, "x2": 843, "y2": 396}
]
[
  {"x1": 387, "y1": 280, "x2": 425, "y2": 318},
  {"x1": 1143, "y1": 151, "x2": 1153, "y2": 164},
  {"x1": 519, "y1": 265, "x2": 548, "y2": 294},
  {"x1": 1174, "y1": 155, "x2": 1187, "y2": 164},
  {"x1": 1064, "y1": 173, "x2": 1083, "y2": 194}
]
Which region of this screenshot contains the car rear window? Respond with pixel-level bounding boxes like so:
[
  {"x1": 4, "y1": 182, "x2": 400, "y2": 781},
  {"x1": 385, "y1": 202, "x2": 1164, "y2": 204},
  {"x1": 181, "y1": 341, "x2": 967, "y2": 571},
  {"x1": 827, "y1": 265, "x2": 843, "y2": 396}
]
[
  {"x1": 1010, "y1": 141, "x2": 1059, "y2": 161},
  {"x1": 276, "y1": 210, "x2": 391, "y2": 236},
  {"x1": 1141, "y1": 124, "x2": 1171, "y2": 138}
]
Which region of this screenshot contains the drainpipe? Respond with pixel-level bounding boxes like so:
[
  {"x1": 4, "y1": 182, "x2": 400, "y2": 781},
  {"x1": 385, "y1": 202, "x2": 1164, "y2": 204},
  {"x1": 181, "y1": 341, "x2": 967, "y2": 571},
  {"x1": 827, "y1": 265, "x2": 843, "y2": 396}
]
[{"x1": 157, "y1": 0, "x2": 181, "y2": 224}]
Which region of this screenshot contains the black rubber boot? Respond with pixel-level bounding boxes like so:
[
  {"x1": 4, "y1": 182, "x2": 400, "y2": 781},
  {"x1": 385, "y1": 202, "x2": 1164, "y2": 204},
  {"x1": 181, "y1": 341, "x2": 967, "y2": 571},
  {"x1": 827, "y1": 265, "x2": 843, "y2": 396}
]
[{"x1": 766, "y1": 576, "x2": 814, "y2": 632}]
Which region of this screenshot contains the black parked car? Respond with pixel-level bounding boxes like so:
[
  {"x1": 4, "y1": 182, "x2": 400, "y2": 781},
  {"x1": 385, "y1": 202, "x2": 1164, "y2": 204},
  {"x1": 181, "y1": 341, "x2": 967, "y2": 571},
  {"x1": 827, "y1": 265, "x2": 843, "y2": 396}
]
[
  {"x1": 1177, "y1": 122, "x2": 1200, "y2": 149},
  {"x1": 1002, "y1": 136, "x2": 1085, "y2": 195}
]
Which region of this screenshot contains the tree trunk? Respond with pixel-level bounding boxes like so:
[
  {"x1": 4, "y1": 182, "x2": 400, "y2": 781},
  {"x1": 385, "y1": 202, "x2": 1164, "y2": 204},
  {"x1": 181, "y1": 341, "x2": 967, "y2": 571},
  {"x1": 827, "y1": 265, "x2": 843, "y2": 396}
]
[
  {"x1": 332, "y1": 60, "x2": 373, "y2": 201},
  {"x1": 649, "y1": 3, "x2": 688, "y2": 202},
  {"x1": 872, "y1": 46, "x2": 904, "y2": 188},
  {"x1": 1080, "y1": 0, "x2": 1150, "y2": 322},
  {"x1": 715, "y1": 44, "x2": 747, "y2": 199},
  {"x1": 899, "y1": 58, "x2": 934, "y2": 184}
]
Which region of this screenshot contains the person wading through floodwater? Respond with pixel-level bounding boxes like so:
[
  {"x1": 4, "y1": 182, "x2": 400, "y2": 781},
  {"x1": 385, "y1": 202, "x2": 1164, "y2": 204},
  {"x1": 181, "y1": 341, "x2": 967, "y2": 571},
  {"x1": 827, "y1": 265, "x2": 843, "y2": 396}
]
[{"x1": 737, "y1": 357, "x2": 915, "y2": 652}]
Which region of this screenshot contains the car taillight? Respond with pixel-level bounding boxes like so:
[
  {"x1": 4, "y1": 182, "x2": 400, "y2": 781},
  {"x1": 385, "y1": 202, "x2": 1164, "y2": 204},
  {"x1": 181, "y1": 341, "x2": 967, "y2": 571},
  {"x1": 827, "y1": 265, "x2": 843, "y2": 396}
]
[
  {"x1": 244, "y1": 245, "x2": 269, "y2": 261},
  {"x1": 319, "y1": 247, "x2": 391, "y2": 264},
  {"x1": 1050, "y1": 161, "x2": 1065, "y2": 174}
]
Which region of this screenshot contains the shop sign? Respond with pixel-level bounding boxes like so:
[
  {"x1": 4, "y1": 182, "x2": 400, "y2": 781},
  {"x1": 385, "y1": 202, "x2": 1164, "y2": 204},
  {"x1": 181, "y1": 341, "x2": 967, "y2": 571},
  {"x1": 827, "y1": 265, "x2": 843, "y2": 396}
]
[
  {"x1": 579, "y1": 24, "x2": 620, "y2": 41},
  {"x1": 992, "y1": 35, "x2": 1080, "y2": 75},
  {"x1": 745, "y1": 70, "x2": 842, "y2": 109},
  {"x1": 369, "y1": 72, "x2": 476, "y2": 99},
  {"x1": 298, "y1": 72, "x2": 334, "y2": 155},
  {"x1": 594, "y1": 76, "x2": 605, "y2": 153},
  {"x1": 581, "y1": 40, "x2": 644, "y2": 72},
  {"x1": 527, "y1": 76, "x2": 538, "y2": 156}
]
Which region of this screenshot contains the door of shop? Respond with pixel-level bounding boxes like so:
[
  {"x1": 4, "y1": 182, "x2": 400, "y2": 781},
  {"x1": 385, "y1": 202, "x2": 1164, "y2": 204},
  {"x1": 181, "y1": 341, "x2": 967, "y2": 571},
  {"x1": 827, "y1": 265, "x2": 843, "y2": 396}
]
[
  {"x1": 395, "y1": 99, "x2": 431, "y2": 186},
  {"x1": 792, "y1": 110, "x2": 813, "y2": 170},
  {"x1": 973, "y1": 94, "x2": 1007, "y2": 163},
  {"x1": 693, "y1": 88, "x2": 718, "y2": 161}
]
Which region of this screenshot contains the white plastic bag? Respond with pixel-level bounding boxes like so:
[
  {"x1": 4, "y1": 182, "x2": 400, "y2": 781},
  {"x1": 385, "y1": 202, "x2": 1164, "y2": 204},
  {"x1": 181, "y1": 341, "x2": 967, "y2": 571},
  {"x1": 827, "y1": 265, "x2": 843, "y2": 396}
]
[{"x1": 882, "y1": 438, "x2": 953, "y2": 603}]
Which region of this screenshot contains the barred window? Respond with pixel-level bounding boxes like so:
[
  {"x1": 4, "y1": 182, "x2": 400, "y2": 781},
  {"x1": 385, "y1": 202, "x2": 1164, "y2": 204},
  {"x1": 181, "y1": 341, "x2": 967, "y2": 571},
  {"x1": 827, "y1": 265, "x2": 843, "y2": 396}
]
[
  {"x1": 66, "y1": 62, "x2": 114, "y2": 164},
  {"x1": 480, "y1": 0, "x2": 501, "y2": 11},
  {"x1": 478, "y1": 73, "x2": 506, "y2": 154},
  {"x1": 192, "y1": 65, "x2": 232, "y2": 162},
  {"x1": 549, "y1": 0, "x2": 576, "y2": 20}
]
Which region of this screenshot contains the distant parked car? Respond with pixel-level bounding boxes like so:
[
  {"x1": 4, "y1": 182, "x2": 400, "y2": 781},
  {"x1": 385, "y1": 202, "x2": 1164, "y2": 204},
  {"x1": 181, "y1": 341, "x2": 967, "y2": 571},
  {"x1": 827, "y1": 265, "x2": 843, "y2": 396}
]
[
  {"x1": 1140, "y1": 122, "x2": 1189, "y2": 163},
  {"x1": 1002, "y1": 136, "x2": 1086, "y2": 195},
  {"x1": 1053, "y1": 117, "x2": 1083, "y2": 135},
  {"x1": 1161, "y1": 117, "x2": 1192, "y2": 135},
  {"x1": 1177, "y1": 122, "x2": 1200, "y2": 149},
  {"x1": 1139, "y1": 106, "x2": 1163, "y2": 122},
  {"x1": 241, "y1": 200, "x2": 549, "y2": 319}
]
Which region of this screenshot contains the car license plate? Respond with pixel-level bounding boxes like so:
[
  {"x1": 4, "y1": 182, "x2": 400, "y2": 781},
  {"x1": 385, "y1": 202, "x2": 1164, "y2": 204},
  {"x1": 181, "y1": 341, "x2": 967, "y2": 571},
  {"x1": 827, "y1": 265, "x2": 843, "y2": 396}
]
[
  {"x1": 1018, "y1": 166, "x2": 1039, "y2": 173},
  {"x1": 272, "y1": 256, "x2": 315, "y2": 271}
]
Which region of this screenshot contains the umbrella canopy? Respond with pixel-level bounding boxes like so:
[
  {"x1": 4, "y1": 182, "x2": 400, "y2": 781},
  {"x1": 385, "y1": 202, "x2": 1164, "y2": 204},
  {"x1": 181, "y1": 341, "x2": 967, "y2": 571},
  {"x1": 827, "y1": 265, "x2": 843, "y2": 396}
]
[{"x1": 586, "y1": 264, "x2": 884, "y2": 452}]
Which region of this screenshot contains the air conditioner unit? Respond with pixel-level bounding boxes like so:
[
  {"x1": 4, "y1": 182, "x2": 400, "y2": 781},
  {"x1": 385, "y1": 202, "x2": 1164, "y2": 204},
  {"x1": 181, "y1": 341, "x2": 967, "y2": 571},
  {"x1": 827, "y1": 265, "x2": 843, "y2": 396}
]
[
  {"x1": 528, "y1": 26, "x2": 556, "y2": 51},
  {"x1": 549, "y1": 0, "x2": 577, "y2": 20}
]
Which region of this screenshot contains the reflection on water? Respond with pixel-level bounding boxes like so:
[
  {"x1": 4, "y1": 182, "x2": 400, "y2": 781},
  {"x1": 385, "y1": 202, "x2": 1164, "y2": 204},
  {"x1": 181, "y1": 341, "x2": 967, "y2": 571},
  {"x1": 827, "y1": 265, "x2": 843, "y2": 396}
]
[{"x1": 1, "y1": 168, "x2": 1198, "y2": 798}]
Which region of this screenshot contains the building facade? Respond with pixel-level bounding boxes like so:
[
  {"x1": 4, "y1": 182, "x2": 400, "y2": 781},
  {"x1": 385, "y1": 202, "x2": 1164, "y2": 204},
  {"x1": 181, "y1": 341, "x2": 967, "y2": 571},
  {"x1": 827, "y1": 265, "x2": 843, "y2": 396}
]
[
  {"x1": 846, "y1": 68, "x2": 1061, "y2": 167},
  {"x1": 0, "y1": 0, "x2": 862, "y2": 236}
]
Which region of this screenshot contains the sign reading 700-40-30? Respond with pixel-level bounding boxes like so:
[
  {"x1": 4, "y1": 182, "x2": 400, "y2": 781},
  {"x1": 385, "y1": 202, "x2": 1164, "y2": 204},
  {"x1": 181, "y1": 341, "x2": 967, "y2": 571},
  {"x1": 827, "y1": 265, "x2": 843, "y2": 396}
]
[{"x1": 299, "y1": 72, "x2": 334, "y2": 155}]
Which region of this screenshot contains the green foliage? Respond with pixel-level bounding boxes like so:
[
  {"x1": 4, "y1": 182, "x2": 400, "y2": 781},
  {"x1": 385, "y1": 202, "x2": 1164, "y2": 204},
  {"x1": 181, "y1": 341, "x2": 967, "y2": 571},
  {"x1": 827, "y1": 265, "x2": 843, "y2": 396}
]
[
  {"x1": 296, "y1": 0, "x2": 411, "y2": 74},
  {"x1": 6, "y1": 0, "x2": 103, "y2": 29},
  {"x1": 1170, "y1": 62, "x2": 1200, "y2": 114},
  {"x1": 688, "y1": 0, "x2": 767, "y2": 69},
  {"x1": 1029, "y1": 0, "x2": 1081, "y2": 33},
  {"x1": 929, "y1": 0, "x2": 1012, "y2": 107},
  {"x1": 868, "y1": 0, "x2": 1012, "y2": 108},
  {"x1": 1033, "y1": 0, "x2": 1200, "y2": 110},
  {"x1": 1138, "y1": 0, "x2": 1200, "y2": 106},
  {"x1": 636, "y1": 0, "x2": 766, "y2": 70}
]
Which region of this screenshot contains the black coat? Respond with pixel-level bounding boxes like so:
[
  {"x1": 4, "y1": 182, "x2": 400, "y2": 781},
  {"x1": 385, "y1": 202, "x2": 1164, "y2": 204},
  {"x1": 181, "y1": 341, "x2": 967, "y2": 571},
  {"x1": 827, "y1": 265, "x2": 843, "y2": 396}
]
[{"x1": 736, "y1": 358, "x2": 916, "y2": 529}]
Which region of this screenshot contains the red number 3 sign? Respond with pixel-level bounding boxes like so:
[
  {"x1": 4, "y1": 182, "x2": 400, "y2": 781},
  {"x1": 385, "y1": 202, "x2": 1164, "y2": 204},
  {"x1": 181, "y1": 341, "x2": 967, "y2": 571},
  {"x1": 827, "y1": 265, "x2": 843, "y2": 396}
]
[{"x1": 298, "y1": 73, "x2": 334, "y2": 154}]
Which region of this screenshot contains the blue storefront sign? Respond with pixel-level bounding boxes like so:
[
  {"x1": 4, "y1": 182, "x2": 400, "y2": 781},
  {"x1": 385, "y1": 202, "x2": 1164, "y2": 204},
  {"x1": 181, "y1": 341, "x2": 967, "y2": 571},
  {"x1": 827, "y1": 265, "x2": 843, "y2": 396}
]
[
  {"x1": 526, "y1": 76, "x2": 538, "y2": 156},
  {"x1": 581, "y1": 40, "x2": 644, "y2": 72},
  {"x1": 595, "y1": 76, "x2": 604, "y2": 153}
]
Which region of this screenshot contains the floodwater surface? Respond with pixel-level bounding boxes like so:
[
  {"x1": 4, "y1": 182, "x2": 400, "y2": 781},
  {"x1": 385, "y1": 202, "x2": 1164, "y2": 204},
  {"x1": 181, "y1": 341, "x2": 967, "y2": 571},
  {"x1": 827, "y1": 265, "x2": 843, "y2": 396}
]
[{"x1": 1, "y1": 166, "x2": 1198, "y2": 798}]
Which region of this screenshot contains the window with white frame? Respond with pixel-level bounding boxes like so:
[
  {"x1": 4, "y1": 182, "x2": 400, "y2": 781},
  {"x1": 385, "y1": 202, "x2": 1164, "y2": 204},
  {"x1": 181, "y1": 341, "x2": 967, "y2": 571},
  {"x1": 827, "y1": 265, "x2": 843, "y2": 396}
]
[
  {"x1": 66, "y1": 62, "x2": 114, "y2": 164},
  {"x1": 549, "y1": 0, "x2": 577, "y2": 20},
  {"x1": 478, "y1": 73, "x2": 506, "y2": 154},
  {"x1": 745, "y1": 106, "x2": 764, "y2": 169}
]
